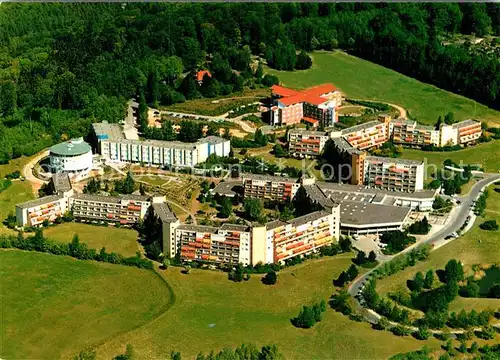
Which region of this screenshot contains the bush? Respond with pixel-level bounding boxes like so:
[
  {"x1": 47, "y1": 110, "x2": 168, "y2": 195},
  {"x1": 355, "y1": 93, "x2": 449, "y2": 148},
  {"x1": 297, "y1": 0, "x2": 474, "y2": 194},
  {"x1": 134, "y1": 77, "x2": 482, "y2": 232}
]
[
  {"x1": 479, "y1": 220, "x2": 498, "y2": 231},
  {"x1": 262, "y1": 270, "x2": 278, "y2": 285},
  {"x1": 292, "y1": 301, "x2": 326, "y2": 328},
  {"x1": 391, "y1": 325, "x2": 412, "y2": 337},
  {"x1": 476, "y1": 325, "x2": 497, "y2": 340},
  {"x1": 329, "y1": 290, "x2": 352, "y2": 315},
  {"x1": 413, "y1": 327, "x2": 431, "y2": 340}
]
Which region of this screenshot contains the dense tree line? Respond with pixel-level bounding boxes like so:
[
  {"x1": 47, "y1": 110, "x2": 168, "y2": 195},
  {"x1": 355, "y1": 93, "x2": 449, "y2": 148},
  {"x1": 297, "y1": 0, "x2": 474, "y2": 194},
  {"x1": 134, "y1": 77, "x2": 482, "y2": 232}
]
[
  {"x1": 0, "y1": 230, "x2": 153, "y2": 269},
  {"x1": 1, "y1": 3, "x2": 498, "y2": 164}
]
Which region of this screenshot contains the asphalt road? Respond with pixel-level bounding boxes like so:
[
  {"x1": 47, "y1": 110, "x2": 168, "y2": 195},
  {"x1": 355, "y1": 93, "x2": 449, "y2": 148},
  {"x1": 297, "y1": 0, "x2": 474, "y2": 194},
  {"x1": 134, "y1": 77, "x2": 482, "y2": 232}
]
[{"x1": 348, "y1": 173, "x2": 500, "y2": 323}]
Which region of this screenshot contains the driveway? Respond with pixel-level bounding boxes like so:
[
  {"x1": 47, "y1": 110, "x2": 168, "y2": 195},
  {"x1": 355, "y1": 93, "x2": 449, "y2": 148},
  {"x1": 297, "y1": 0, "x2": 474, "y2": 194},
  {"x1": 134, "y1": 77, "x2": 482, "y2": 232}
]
[{"x1": 22, "y1": 150, "x2": 49, "y2": 192}]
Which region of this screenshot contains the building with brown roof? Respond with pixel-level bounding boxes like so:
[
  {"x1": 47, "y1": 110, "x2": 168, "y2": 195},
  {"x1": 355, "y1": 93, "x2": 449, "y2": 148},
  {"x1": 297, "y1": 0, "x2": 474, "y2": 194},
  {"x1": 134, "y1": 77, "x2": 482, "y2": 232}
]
[{"x1": 270, "y1": 83, "x2": 343, "y2": 127}]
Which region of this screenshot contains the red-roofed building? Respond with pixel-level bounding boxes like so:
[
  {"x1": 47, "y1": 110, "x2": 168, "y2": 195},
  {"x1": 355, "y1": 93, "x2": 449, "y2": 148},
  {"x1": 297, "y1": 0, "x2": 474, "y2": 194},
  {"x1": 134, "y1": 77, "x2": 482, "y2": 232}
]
[
  {"x1": 270, "y1": 83, "x2": 343, "y2": 127},
  {"x1": 196, "y1": 70, "x2": 212, "y2": 84}
]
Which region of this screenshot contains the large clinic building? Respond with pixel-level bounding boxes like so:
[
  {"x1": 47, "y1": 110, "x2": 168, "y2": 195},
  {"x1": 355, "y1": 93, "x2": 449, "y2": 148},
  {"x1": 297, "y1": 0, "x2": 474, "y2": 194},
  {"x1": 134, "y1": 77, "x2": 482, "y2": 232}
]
[
  {"x1": 92, "y1": 123, "x2": 230, "y2": 167},
  {"x1": 49, "y1": 137, "x2": 93, "y2": 178},
  {"x1": 16, "y1": 173, "x2": 159, "y2": 227},
  {"x1": 154, "y1": 201, "x2": 341, "y2": 266}
]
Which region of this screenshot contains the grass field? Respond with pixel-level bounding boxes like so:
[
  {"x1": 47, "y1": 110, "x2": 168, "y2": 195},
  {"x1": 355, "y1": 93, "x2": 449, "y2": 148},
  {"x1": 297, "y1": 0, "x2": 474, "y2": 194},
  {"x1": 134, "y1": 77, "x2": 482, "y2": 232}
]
[
  {"x1": 43, "y1": 223, "x2": 141, "y2": 257},
  {"x1": 376, "y1": 183, "x2": 500, "y2": 313},
  {"x1": 164, "y1": 88, "x2": 268, "y2": 116},
  {"x1": 0, "y1": 250, "x2": 172, "y2": 360},
  {"x1": 95, "y1": 254, "x2": 439, "y2": 359},
  {"x1": 401, "y1": 140, "x2": 500, "y2": 175},
  {"x1": 266, "y1": 51, "x2": 500, "y2": 127},
  {"x1": 0, "y1": 181, "x2": 34, "y2": 234}
]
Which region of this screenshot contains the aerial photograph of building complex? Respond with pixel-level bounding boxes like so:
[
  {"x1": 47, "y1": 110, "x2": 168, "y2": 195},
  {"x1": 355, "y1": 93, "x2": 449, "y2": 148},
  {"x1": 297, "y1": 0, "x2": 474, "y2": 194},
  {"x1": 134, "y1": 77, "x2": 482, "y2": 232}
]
[{"x1": 0, "y1": 2, "x2": 499, "y2": 360}]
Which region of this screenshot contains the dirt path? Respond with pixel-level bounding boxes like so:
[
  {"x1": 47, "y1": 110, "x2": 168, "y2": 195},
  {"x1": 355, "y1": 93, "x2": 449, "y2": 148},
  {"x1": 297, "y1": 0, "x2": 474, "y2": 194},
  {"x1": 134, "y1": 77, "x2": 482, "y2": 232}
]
[{"x1": 348, "y1": 98, "x2": 407, "y2": 119}]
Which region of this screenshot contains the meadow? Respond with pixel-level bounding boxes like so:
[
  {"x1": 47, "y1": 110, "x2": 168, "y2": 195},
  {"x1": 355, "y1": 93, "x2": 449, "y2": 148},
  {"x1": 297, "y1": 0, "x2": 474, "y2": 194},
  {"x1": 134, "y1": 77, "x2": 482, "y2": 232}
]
[
  {"x1": 266, "y1": 51, "x2": 500, "y2": 127},
  {"x1": 376, "y1": 183, "x2": 500, "y2": 313},
  {"x1": 0, "y1": 181, "x2": 34, "y2": 234},
  {"x1": 43, "y1": 223, "x2": 141, "y2": 257},
  {"x1": 0, "y1": 250, "x2": 172, "y2": 360},
  {"x1": 94, "y1": 254, "x2": 439, "y2": 359},
  {"x1": 401, "y1": 140, "x2": 500, "y2": 176}
]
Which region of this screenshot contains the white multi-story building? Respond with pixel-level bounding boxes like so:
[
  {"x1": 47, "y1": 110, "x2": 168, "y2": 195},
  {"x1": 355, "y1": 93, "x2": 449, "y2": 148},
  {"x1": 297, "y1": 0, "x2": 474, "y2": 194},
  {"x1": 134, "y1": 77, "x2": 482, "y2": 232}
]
[
  {"x1": 16, "y1": 188, "x2": 160, "y2": 228},
  {"x1": 49, "y1": 138, "x2": 93, "y2": 178},
  {"x1": 92, "y1": 123, "x2": 230, "y2": 167},
  {"x1": 153, "y1": 201, "x2": 341, "y2": 266},
  {"x1": 363, "y1": 156, "x2": 424, "y2": 192}
]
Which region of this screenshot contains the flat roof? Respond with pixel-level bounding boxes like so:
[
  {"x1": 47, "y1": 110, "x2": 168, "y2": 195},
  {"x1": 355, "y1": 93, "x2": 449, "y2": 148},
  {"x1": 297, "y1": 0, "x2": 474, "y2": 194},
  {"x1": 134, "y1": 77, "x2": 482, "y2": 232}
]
[
  {"x1": 242, "y1": 173, "x2": 299, "y2": 184},
  {"x1": 16, "y1": 194, "x2": 64, "y2": 209},
  {"x1": 152, "y1": 203, "x2": 177, "y2": 223},
  {"x1": 302, "y1": 184, "x2": 338, "y2": 208},
  {"x1": 52, "y1": 172, "x2": 72, "y2": 192},
  {"x1": 177, "y1": 224, "x2": 219, "y2": 233},
  {"x1": 219, "y1": 223, "x2": 251, "y2": 232},
  {"x1": 289, "y1": 129, "x2": 329, "y2": 137},
  {"x1": 316, "y1": 181, "x2": 437, "y2": 200},
  {"x1": 452, "y1": 119, "x2": 481, "y2": 129},
  {"x1": 71, "y1": 193, "x2": 150, "y2": 203},
  {"x1": 50, "y1": 138, "x2": 92, "y2": 157},
  {"x1": 339, "y1": 200, "x2": 411, "y2": 227},
  {"x1": 212, "y1": 180, "x2": 241, "y2": 197},
  {"x1": 265, "y1": 219, "x2": 286, "y2": 231},
  {"x1": 92, "y1": 123, "x2": 125, "y2": 141},
  {"x1": 365, "y1": 156, "x2": 424, "y2": 166},
  {"x1": 341, "y1": 120, "x2": 380, "y2": 135},
  {"x1": 197, "y1": 136, "x2": 229, "y2": 145},
  {"x1": 289, "y1": 210, "x2": 331, "y2": 227},
  {"x1": 331, "y1": 137, "x2": 364, "y2": 155}
]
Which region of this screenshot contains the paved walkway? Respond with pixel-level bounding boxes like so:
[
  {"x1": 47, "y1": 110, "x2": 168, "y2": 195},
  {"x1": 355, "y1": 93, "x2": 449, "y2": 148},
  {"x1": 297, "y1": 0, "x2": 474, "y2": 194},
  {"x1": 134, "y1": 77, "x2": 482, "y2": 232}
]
[{"x1": 22, "y1": 150, "x2": 49, "y2": 193}]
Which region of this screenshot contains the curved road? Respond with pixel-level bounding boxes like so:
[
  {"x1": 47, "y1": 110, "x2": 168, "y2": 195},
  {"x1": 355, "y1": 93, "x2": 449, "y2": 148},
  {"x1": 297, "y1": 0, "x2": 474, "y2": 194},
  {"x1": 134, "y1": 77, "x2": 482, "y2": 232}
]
[
  {"x1": 22, "y1": 150, "x2": 49, "y2": 191},
  {"x1": 348, "y1": 173, "x2": 500, "y2": 324}
]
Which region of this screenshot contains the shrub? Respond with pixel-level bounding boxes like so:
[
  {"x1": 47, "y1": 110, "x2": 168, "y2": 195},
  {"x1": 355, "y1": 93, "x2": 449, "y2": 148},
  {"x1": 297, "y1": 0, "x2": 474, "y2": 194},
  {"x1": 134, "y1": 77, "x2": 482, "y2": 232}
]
[
  {"x1": 413, "y1": 327, "x2": 431, "y2": 340},
  {"x1": 476, "y1": 325, "x2": 496, "y2": 340},
  {"x1": 391, "y1": 325, "x2": 412, "y2": 336},
  {"x1": 479, "y1": 220, "x2": 498, "y2": 231},
  {"x1": 262, "y1": 270, "x2": 278, "y2": 285}
]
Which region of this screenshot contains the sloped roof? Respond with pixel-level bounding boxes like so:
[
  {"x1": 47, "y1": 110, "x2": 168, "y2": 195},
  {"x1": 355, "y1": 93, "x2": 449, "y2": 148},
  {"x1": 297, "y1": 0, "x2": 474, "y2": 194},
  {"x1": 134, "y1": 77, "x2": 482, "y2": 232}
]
[
  {"x1": 196, "y1": 70, "x2": 212, "y2": 82},
  {"x1": 273, "y1": 83, "x2": 338, "y2": 107}
]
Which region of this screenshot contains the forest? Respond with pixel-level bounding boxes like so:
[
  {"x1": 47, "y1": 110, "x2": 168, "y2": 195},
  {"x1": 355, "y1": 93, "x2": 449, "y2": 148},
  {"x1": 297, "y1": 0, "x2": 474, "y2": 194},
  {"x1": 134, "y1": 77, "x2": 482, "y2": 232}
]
[{"x1": 0, "y1": 3, "x2": 499, "y2": 163}]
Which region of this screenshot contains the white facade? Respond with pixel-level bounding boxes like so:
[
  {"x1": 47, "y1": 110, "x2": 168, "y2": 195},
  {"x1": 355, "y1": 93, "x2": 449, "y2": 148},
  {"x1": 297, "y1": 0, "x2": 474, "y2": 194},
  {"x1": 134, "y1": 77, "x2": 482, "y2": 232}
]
[
  {"x1": 49, "y1": 138, "x2": 93, "y2": 177},
  {"x1": 439, "y1": 125, "x2": 459, "y2": 147},
  {"x1": 97, "y1": 135, "x2": 229, "y2": 168},
  {"x1": 16, "y1": 195, "x2": 69, "y2": 227}
]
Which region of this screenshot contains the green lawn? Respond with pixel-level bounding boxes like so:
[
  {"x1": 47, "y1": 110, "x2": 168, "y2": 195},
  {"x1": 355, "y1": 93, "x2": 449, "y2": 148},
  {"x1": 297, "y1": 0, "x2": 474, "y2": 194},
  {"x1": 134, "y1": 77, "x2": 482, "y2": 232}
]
[
  {"x1": 401, "y1": 140, "x2": 500, "y2": 176},
  {"x1": 266, "y1": 51, "x2": 500, "y2": 127},
  {"x1": 0, "y1": 181, "x2": 34, "y2": 235},
  {"x1": 377, "y1": 184, "x2": 500, "y2": 313},
  {"x1": 43, "y1": 223, "x2": 141, "y2": 257},
  {"x1": 164, "y1": 88, "x2": 268, "y2": 116},
  {"x1": 95, "y1": 254, "x2": 438, "y2": 359},
  {"x1": 0, "y1": 250, "x2": 172, "y2": 360}
]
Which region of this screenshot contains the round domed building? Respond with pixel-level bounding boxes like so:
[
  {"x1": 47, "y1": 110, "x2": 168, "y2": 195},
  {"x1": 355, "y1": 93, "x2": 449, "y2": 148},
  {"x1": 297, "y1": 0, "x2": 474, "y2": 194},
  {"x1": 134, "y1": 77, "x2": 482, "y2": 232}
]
[{"x1": 49, "y1": 137, "x2": 93, "y2": 177}]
